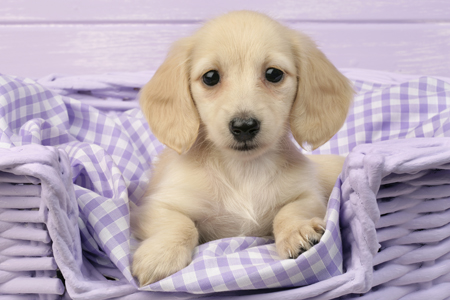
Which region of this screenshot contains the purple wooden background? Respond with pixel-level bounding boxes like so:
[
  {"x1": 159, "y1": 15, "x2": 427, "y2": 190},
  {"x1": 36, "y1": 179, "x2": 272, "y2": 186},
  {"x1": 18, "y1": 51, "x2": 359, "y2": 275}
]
[{"x1": 1, "y1": 0, "x2": 450, "y2": 78}]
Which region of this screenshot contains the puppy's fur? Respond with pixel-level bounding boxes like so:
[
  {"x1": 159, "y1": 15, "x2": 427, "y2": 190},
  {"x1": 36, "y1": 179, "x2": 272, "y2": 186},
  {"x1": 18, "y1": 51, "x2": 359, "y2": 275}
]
[{"x1": 132, "y1": 11, "x2": 353, "y2": 286}]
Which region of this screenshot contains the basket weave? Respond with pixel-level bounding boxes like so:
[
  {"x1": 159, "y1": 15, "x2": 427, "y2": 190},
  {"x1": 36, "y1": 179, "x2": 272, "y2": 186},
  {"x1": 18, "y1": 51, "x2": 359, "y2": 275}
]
[
  {"x1": 341, "y1": 138, "x2": 450, "y2": 299},
  {"x1": 1, "y1": 142, "x2": 450, "y2": 300},
  {"x1": 0, "y1": 146, "x2": 73, "y2": 299}
]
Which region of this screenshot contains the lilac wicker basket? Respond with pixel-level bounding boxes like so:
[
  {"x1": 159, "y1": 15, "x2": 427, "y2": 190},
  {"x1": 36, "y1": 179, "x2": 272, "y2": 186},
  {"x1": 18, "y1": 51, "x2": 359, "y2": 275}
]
[
  {"x1": 1, "y1": 71, "x2": 450, "y2": 299},
  {"x1": 0, "y1": 146, "x2": 74, "y2": 299},
  {"x1": 340, "y1": 138, "x2": 450, "y2": 300}
]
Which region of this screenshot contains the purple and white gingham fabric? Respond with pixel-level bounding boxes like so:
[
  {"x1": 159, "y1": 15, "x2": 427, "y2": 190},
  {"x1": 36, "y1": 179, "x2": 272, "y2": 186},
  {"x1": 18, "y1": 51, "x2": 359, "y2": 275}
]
[
  {"x1": 1, "y1": 72, "x2": 450, "y2": 299},
  {"x1": 0, "y1": 74, "x2": 341, "y2": 297},
  {"x1": 311, "y1": 76, "x2": 450, "y2": 155}
]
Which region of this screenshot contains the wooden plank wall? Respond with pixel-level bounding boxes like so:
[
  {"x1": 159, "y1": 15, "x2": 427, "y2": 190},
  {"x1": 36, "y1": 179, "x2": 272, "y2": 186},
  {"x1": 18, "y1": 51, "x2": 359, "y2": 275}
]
[{"x1": 1, "y1": 0, "x2": 450, "y2": 79}]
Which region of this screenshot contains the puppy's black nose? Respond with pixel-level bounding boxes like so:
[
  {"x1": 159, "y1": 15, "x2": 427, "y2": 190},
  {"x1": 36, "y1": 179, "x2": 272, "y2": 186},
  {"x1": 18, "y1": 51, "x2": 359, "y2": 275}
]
[{"x1": 229, "y1": 118, "x2": 260, "y2": 142}]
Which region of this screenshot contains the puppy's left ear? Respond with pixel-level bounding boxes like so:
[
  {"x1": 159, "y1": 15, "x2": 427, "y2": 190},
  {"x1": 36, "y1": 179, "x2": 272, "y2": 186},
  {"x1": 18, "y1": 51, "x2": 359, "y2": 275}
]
[
  {"x1": 289, "y1": 31, "x2": 354, "y2": 150},
  {"x1": 139, "y1": 37, "x2": 199, "y2": 154}
]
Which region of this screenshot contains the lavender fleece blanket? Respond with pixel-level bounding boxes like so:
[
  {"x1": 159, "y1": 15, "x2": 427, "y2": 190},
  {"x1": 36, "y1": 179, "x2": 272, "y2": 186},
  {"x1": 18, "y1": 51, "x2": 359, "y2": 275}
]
[{"x1": 0, "y1": 72, "x2": 449, "y2": 299}]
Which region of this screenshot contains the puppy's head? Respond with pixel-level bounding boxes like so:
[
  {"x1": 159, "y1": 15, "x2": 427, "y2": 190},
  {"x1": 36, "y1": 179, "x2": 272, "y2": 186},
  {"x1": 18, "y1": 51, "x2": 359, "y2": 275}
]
[{"x1": 140, "y1": 11, "x2": 353, "y2": 156}]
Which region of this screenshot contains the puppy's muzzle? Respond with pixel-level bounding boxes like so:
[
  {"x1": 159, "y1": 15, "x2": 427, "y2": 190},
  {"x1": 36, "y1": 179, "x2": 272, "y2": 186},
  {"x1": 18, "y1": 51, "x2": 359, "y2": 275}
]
[{"x1": 229, "y1": 118, "x2": 260, "y2": 142}]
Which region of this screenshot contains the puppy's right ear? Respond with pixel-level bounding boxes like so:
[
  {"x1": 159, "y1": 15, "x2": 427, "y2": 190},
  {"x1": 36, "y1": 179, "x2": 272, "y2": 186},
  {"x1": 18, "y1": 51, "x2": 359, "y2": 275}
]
[
  {"x1": 139, "y1": 38, "x2": 200, "y2": 154},
  {"x1": 288, "y1": 31, "x2": 353, "y2": 150}
]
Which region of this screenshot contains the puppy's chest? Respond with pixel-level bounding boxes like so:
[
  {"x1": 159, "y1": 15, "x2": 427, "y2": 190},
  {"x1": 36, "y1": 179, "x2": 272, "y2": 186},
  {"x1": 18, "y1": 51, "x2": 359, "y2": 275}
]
[{"x1": 197, "y1": 169, "x2": 294, "y2": 240}]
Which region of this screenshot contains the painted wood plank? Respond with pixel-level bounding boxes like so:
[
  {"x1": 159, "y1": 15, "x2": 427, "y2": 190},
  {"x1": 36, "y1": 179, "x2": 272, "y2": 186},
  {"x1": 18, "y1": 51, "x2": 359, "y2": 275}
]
[
  {"x1": 301, "y1": 23, "x2": 450, "y2": 77},
  {"x1": 1, "y1": 23, "x2": 449, "y2": 78},
  {"x1": 1, "y1": 0, "x2": 449, "y2": 23}
]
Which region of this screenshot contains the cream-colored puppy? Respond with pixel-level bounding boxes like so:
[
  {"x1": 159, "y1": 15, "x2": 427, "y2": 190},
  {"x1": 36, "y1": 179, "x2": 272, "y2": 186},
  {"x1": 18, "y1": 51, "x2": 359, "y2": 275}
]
[{"x1": 132, "y1": 11, "x2": 353, "y2": 286}]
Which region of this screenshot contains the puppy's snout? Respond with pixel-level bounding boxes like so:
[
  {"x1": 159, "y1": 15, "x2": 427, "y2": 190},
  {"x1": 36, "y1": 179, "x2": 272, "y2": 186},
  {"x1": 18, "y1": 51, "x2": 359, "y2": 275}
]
[{"x1": 229, "y1": 118, "x2": 260, "y2": 142}]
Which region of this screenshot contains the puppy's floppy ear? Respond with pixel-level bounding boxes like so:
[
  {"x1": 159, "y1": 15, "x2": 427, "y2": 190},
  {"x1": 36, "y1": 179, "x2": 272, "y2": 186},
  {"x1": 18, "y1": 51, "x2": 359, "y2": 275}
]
[
  {"x1": 289, "y1": 31, "x2": 354, "y2": 150},
  {"x1": 139, "y1": 37, "x2": 200, "y2": 154}
]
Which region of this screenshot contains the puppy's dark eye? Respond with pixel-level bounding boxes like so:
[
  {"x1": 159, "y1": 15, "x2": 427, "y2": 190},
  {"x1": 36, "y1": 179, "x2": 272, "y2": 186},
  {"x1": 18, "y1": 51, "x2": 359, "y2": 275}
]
[
  {"x1": 202, "y1": 70, "x2": 220, "y2": 86},
  {"x1": 265, "y1": 68, "x2": 284, "y2": 83}
]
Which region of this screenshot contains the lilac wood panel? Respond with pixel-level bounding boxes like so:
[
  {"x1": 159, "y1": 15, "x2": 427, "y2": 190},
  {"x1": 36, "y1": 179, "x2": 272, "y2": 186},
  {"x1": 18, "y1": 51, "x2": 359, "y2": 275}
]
[
  {"x1": 1, "y1": 23, "x2": 449, "y2": 78},
  {"x1": 1, "y1": 0, "x2": 449, "y2": 23}
]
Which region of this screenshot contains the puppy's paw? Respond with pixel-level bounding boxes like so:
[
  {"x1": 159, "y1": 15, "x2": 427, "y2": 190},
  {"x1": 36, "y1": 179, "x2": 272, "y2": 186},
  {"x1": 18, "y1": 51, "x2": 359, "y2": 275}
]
[
  {"x1": 275, "y1": 217, "x2": 325, "y2": 259},
  {"x1": 132, "y1": 236, "x2": 194, "y2": 286}
]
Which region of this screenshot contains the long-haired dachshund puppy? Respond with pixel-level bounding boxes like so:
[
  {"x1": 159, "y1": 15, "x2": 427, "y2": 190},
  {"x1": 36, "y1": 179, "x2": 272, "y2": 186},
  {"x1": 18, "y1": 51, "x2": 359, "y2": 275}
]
[{"x1": 132, "y1": 10, "x2": 353, "y2": 286}]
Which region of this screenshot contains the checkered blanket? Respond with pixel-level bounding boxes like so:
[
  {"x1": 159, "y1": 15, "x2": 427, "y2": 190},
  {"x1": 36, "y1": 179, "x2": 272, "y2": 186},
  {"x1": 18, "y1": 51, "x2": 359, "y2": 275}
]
[{"x1": 1, "y1": 73, "x2": 449, "y2": 299}]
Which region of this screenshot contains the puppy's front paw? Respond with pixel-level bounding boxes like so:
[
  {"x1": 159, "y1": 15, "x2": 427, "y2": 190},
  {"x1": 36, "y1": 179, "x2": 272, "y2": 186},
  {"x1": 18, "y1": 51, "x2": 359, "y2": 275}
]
[
  {"x1": 275, "y1": 217, "x2": 325, "y2": 259},
  {"x1": 132, "y1": 236, "x2": 194, "y2": 286}
]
